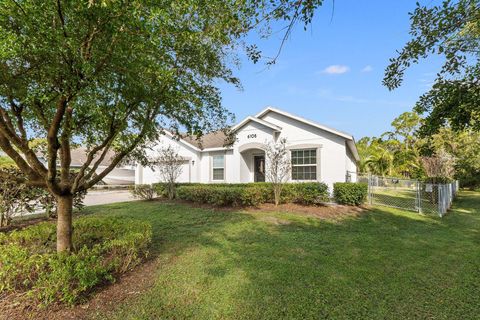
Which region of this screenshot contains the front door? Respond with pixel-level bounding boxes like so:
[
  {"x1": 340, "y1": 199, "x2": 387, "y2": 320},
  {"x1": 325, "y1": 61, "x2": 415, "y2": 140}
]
[{"x1": 254, "y1": 155, "x2": 265, "y2": 182}]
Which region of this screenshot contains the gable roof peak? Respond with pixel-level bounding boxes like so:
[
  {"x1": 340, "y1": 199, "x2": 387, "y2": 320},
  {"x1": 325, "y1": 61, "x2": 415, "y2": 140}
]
[{"x1": 231, "y1": 115, "x2": 282, "y2": 132}]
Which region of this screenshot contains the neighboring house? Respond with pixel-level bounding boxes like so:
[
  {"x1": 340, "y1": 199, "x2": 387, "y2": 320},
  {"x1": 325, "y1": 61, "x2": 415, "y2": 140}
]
[
  {"x1": 37, "y1": 147, "x2": 135, "y2": 185},
  {"x1": 136, "y1": 107, "x2": 359, "y2": 191}
]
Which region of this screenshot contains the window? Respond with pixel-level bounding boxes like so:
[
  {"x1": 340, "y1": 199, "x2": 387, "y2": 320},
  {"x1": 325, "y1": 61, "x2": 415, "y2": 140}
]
[
  {"x1": 212, "y1": 155, "x2": 225, "y2": 180},
  {"x1": 291, "y1": 149, "x2": 317, "y2": 180}
]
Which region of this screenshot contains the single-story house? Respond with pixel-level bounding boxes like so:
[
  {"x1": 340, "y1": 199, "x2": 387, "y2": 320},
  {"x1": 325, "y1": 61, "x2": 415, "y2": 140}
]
[
  {"x1": 135, "y1": 107, "x2": 359, "y2": 191},
  {"x1": 37, "y1": 147, "x2": 136, "y2": 185}
]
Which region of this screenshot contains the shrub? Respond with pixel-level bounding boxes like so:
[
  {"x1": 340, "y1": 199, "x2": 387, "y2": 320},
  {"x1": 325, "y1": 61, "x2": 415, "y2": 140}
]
[
  {"x1": 176, "y1": 182, "x2": 329, "y2": 207},
  {"x1": 177, "y1": 185, "x2": 241, "y2": 206},
  {"x1": 0, "y1": 216, "x2": 152, "y2": 306},
  {"x1": 0, "y1": 168, "x2": 86, "y2": 226},
  {"x1": 333, "y1": 182, "x2": 368, "y2": 206},
  {"x1": 130, "y1": 184, "x2": 156, "y2": 200},
  {"x1": 152, "y1": 183, "x2": 206, "y2": 199},
  {"x1": 289, "y1": 183, "x2": 330, "y2": 205}
]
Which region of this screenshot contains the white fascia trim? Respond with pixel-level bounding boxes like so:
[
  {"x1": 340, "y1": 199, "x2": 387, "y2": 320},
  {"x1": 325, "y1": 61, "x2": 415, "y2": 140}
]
[
  {"x1": 202, "y1": 147, "x2": 230, "y2": 152},
  {"x1": 163, "y1": 130, "x2": 202, "y2": 152},
  {"x1": 231, "y1": 116, "x2": 282, "y2": 132},
  {"x1": 256, "y1": 106, "x2": 360, "y2": 161},
  {"x1": 256, "y1": 107, "x2": 353, "y2": 140},
  {"x1": 346, "y1": 139, "x2": 360, "y2": 162}
]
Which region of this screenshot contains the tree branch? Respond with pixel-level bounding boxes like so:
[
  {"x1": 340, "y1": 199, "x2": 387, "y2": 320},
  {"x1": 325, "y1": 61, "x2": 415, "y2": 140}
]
[
  {"x1": 9, "y1": 99, "x2": 27, "y2": 140},
  {"x1": 71, "y1": 131, "x2": 117, "y2": 192},
  {"x1": 9, "y1": 0, "x2": 26, "y2": 15},
  {"x1": 46, "y1": 96, "x2": 68, "y2": 195},
  {"x1": 60, "y1": 106, "x2": 73, "y2": 184},
  {"x1": 0, "y1": 133, "x2": 43, "y2": 182},
  {"x1": 0, "y1": 170, "x2": 45, "y2": 187},
  {"x1": 0, "y1": 107, "x2": 48, "y2": 176},
  {"x1": 56, "y1": 0, "x2": 68, "y2": 38},
  {"x1": 78, "y1": 139, "x2": 115, "y2": 188},
  {"x1": 31, "y1": 100, "x2": 50, "y2": 130},
  {"x1": 79, "y1": 110, "x2": 157, "y2": 191}
]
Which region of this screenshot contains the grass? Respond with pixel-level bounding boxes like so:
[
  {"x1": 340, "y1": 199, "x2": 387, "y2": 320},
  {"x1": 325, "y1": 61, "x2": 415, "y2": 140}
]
[
  {"x1": 82, "y1": 191, "x2": 480, "y2": 319},
  {"x1": 371, "y1": 186, "x2": 444, "y2": 214}
]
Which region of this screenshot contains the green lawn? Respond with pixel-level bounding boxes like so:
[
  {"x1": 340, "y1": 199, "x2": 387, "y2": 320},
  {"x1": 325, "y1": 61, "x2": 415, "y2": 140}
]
[{"x1": 85, "y1": 191, "x2": 480, "y2": 319}]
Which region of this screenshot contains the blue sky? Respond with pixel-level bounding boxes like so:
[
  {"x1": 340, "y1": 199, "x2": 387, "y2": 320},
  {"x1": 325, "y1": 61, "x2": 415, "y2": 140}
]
[{"x1": 219, "y1": 1, "x2": 443, "y2": 139}]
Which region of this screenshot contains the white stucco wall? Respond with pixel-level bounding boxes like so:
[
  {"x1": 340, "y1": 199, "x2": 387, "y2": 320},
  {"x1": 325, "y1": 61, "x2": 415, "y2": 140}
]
[
  {"x1": 345, "y1": 145, "x2": 358, "y2": 182},
  {"x1": 259, "y1": 111, "x2": 350, "y2": 191},
  {"x1": 135, "y1": 133, "x2": 201, "y2": 184},
  {"x1": 136, "y1": 109, "x2": 358, "y2": 191}
]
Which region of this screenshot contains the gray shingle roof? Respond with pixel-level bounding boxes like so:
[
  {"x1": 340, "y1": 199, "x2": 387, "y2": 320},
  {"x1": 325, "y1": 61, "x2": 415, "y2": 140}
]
[
  {"x1": 36, "y1": 147, "x2": 116, "y2": 167},
  {"x1": 182, "y1": 131, "x2": 229, "y2": 149}
]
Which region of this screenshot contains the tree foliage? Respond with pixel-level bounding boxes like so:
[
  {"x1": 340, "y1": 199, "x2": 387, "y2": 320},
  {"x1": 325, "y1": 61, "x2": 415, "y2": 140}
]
[
  {"x1": 359, "y1": 110, "x2": 480, "y2": 188},
  {"x1": 357, "y1": 112, "x2": 423, "y2": 178},
  {"x1": 264, "y1": 138, "x2": 291, "y2": 206},
  {"x1": 0, "y1": 0, "x2": 324, "y2": 251},
  {"x1": 384, "y1": 0, "x2": 480, "y2": 135},
  {"x1": 151, "y1": 146, "x2": 184, "y2": 200},
  {"x1": 0, "y1": 168, "x2": 85, "y2": 227},
  {"x1": 427, "y1": 127, "x2": 480, "y2": 188}
]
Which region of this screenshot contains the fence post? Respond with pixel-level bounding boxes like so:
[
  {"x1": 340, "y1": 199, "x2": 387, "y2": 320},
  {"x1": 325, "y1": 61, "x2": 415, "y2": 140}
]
[
  {"x1": 368, "y1": 174, "x2": 372, "y2": 205},
  {"x1": 416, "y1": 181, "x2": 422, "y2": 214},
  {"x1": 437, "y1": 185, "x2": 443, "y2": 217}
]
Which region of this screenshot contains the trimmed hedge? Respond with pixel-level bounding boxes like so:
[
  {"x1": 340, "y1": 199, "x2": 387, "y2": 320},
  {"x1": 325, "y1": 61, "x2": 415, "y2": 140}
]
[
  {"x1": 0, "y1": 216, "x2": 152, "y2": 306},
  {"x1": 175, "y1": 182, "x2": 329, "y2": 207},
  {"x1": 333, "y1": 182, "x2": 368, "y2": 206}
]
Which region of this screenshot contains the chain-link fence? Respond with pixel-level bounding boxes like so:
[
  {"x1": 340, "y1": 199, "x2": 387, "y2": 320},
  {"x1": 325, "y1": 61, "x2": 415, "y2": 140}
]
[{"x1": 357, "y1": 174, "x2": 459, "y2": 217}]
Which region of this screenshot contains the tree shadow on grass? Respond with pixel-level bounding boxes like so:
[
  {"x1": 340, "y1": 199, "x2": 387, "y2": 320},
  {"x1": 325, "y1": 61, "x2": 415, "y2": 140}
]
[{"x1": 196, "y1": 208, "x2": 480, "y2": 319}]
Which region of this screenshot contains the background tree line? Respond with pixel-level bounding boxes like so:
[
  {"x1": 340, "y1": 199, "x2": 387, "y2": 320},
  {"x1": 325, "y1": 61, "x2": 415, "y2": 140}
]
[{"x1": 357, "y1": 111, "x2": 480, "y2": 188}]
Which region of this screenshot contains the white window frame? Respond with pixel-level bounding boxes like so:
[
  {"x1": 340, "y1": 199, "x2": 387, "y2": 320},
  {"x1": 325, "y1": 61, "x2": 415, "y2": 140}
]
[
  {"x1": 291, "y1": 148, "x2": 317, "y2": 181},
  {"x1": 212, "y1": 154, "x2": 225, "y2": 181}
]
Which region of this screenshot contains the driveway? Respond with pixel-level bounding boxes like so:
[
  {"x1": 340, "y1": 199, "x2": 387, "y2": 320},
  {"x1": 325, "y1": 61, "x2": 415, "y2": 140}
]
[{"x1": 83, "y1": 190, "x2": 136, "y2": 206}]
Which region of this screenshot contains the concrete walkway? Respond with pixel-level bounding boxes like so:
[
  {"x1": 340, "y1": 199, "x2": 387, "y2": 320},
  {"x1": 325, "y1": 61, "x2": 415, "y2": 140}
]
[{"x1": 83, "y1": 190, "x2": 136, "y2": 206}]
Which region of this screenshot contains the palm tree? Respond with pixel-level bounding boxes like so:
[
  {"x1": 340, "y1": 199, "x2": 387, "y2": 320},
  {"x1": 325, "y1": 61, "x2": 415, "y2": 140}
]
[{"x1": 364, "y1": 146, "x2": 394, "y2": 176}]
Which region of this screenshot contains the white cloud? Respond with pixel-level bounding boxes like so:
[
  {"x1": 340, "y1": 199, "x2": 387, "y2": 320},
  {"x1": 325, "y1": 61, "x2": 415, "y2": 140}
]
[
  {"x1": 320, "y1": 65, "x2": 350, "y2": 75},
  {"x1": 361, "y1": 65, "x2": 373, "y2": 72}
]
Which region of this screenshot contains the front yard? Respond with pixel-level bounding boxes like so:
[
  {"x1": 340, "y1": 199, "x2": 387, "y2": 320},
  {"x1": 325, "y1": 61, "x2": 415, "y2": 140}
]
[{"x1": 4, "y1": 191, "x2": 480, "y2": 319}]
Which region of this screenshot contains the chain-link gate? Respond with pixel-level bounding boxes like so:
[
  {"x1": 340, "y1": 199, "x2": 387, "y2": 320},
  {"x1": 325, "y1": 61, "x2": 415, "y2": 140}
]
[{"x1": 357, "y1": 175, "x2": 458, "y2": 217}]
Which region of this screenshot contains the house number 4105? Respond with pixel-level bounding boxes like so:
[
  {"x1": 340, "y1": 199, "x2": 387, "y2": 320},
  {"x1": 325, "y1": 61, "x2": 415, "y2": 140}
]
[{"x1": 247, "y1": 134, "x2": 257, "y2": 139}]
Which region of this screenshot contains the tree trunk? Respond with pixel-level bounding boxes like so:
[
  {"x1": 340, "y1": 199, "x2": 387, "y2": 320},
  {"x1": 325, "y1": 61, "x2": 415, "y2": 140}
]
[
  {"x1": 168, "y1": 182, "x2": 175, "y2": 200},
  {"x1": 274, "y1": 185, "x2": 281, "y2": 206},
  {"x1": 56, "y1": 194, "x2": 73, "y2": 252}
]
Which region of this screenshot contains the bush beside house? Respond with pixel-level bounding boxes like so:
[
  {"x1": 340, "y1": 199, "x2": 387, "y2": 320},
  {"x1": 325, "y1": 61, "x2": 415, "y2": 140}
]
[
  {"x1": 130, "y1": 184, "x2": 158, "y2": 200},
  {"x1": 333, "y1": 182, "x2": 368, "y2": 206},
  {"x1": 0, "y1": 216, "x2": 152, "y2": 306},
  {"x1": 0, "y1": 168, "x2": 86, "y2": 227},
  {"x1": 134, "y1": 182, "x2": 368, "y2": 207},
  {"x1": 175, "y1": 182, "x2": 329, "y2": 206}
]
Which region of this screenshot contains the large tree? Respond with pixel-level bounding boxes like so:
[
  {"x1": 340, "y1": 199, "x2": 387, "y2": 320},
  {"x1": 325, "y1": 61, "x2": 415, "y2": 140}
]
[
  {"x1": 384, "y1": 0, "x2": 480, "y2": 135},
  {"x1": 358, "y1": 112, "x2": 423, "y2": 178},
  {"x1": 427, "y1": 127, "x2": 480, "y2": 187},
  {"x1": 0, "y1": 0, "x2": 324, "y2": 251}
]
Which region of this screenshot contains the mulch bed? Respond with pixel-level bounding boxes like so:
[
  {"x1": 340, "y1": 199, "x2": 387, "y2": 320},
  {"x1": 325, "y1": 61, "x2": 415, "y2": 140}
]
[
  {"x1": 246, "y1": 202, "x2": 368, "y2": 220},
  {"x1": 157, "y1": 198, "x2": 369, "y2": 219},
  {"x1": 0, "y1": 257, "x2": 159, "y2": 320}
]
